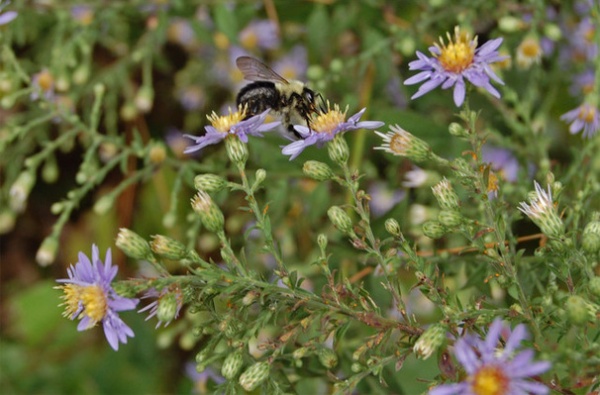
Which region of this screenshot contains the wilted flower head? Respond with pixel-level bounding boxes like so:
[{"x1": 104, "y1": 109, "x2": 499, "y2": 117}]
[
  {"x1": 239, "y1": 19, "x2": 280, "y2": 50},
  {"x1": 560, "y1": 103, "x2": 599, "y2": 138},
  {"x1": 404, "y1": 26, "x2": 506, "y2": 107},
  {"x1": 0, "y1": 0, "x2": 17, "y2": 25},
  {"x1": 56, "y1": 245, "x2": 139, "y2": 350},
  {"x1": 429, "y1": 318, "x2": 551, "y2": 395},
  {"x1": 374, "y1": 125, "x2": 431, "y2": 162},
  {"x1": 282, "y1": 104, "x2": 383, "y2": 160},
  {"x1": 183, "y1": 107, "x2": 280, "y2": 154}
]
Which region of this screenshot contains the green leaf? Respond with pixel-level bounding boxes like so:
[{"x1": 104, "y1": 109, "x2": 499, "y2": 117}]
[{"x1": 213, "y1": 4, "x2": 238, "y2": 43}]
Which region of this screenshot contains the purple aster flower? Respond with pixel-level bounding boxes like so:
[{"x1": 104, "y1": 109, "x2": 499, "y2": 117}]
[
  {"x1": 430, "y1": 318, "x2": 551, "y2": 395},
  {"x1": 239, "y1": 19, "x2": 280, "y2": 50},
  {"x1": 30, "y1": 69, "x2": 55, "y2": 101},
  {"x1": 282, "y1": 105, "x2": 384, "y2": 160},
  {"x1": 560, "y1": 103, "x2": 600, "y2": 138},
  {"x1": 368, "y1": 181, "x2": 406, "y2": 217},
  {"x1": 0, "y1": 0, "x2": 17, "y2": 25},
  {"x1": 139, "y1": 285, "x2": 183, "y2": 328},
  {"x1": 569, "y1": 69, "x2": 595, "y2": 97},
  {"x1": 183, "y1": 107, "x2": 280, "y2": 154},
  {"x1": 272, "y1": 45, "x2": 308, "y2": 81},
  {"x1": 482, "y1": 145, "x2": 519, "y2": 183},
  {"x1": 56, "y1": 245, "x2": 139, "y2": 351},
  {"x1": 404, "y1": 26, "x2": 506, "y2": 107}
]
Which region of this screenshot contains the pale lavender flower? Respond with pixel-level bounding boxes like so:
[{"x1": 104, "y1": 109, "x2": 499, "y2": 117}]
[
  {"x1": 560, "y1": 103, "x2": 600, "y2": 138},
  {"x1": 56, "y1": 245, "x2": 139, "y2": 351},
  {"x1": 184, "y1": 108, "x2": 280, "y2": 154},
  {"x1": 239, "y1": 19, "x2": 280, "y2": 50},
  {"x1": 368, "y1": 182, "x2": 406, "y2": 217},
  {"x1": 139, "y1": 285, "x2": 183, "y2": 328},
  {"x1": 482, "y1": 145, "x2": 519, "y2": 182},
  {"x1": 273, "y1": 45, "x2": 308, "y2": 81},
  {"x1": 429, "y1": 318, "x2": 551, "y2": 395},
  {"x1": 404, "y1": 26, "x2": 506, "y2": 107},
  {"x1": 0, "y1": 0, "x2": 17, "y2": 25},
  {"x1": 403, "y1": 166, "x2": 429, "y2": 188},
  {"x1": 569, "y1": 69, "x2": 595, "y2": 97},
  {"x1": 282, "y1": 105, "x2": 384, "y2": 160}
]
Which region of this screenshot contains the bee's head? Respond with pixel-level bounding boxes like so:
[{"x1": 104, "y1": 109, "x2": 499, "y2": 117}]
[{"x1": 302, "y1": 87, "x2": 326, "y2": 114}]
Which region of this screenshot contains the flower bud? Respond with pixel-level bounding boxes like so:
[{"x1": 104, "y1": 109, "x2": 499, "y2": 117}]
[
  {"x1": 293, "y1": 347, "x2": 309, "y2": 360},
  {"x1": 422, "y1": 220, "x2": 447, "y2": 239},
  {"x1": 135, "y1": 86, "x2": 154, "y2": 113},
  {"x1": 582, "y1": 220, "x2": 600, "y2": 254},
  {"x1": 93, "y1": 194, "x2": 115, "y2": 215},
  {"x1": 451, "y1": 157, "x2": 473, "y2": 177},
  {"x1": 156, "y1": 291, "x2": 181, "y2": 324},
  {"x1": 36, "y1": 236, "x2": 58, "y2": 266},
  {"x1": 317, "y1": 347, "x2": 338, "y2": 369},
  {"x1": 255, "y1": 169, "x2": 267, "y2": 185},
  {"x1": 438, "y1": 209, "x2": 463, "y2": 228},
  {"x1": 224, "y1": 135, "x2": 248, "y2": 166},
  {"x1": 385, "y1": 218, "x2": 402, "y2": 237},
  {"x1": 150, "y1": 234, "x2": 187, "y2": 260},
  {"x1": 9, "y1": 170, "x2": 36, "y2": 212},
  {"x1": 303, "y1": 160, "x2": 335, "y2": 181},
  {"x1": 327, "y1": 134, "x2": 350, "y2": 165},
  {"x1": 448, "y1": 122, "x2": 468, "y2": 137},
  {"x1": 191, "y1": 191, "x2": 224, "y2": 233},
  {"x1": 565, "y1": 295, "x2": 592, "y2": 325},
  {"x1": 0, "y1": 209, "x2": 16, "y2": 234},
  {"x1": 377, "y1": 125, "x2": 431, "y2": 162},
  {"x1": 194, "y1": 174, "x2": 227, "y2": 193},
  {"x1": 413, "y1": 323, "x2": 447, "y2": 359},
  {"x1": 588, "y1": 277, "x2": 600, "y2": 300},
  {"x1": 116, "y1": 228, "x2": 152, "y2": 260},
  {"x1": 239, "y1": 361, "x2": 270, "y2": 391},
  {"x1": 432, "y1": 178, "x2": 460, "y2": 210},
  {"x1": 327, "y1": 206, "x2": 354, "y2": 235},
  {"x1": 221, "y1": 350, "x2": 244, "y2": 380},
  {"x1": 149, "y1": 142, "x2": 167, "y2": 165},
  {"x1": 242, "y1": 290, "x2": 259, "y2": 306},
  {"x1": 317, "y1": 233, "x2": 328, "y2": 250}
]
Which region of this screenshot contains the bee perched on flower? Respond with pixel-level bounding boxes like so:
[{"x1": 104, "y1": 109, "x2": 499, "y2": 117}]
[
  {"x1": 404, "y1": 26, "x2": 506, "y2": 107},
  {"x1": 281, "y1": 103, "x2": 384, "y2": 160}
]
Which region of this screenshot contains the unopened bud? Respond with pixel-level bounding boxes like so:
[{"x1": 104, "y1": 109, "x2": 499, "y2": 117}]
[
  {"x1": 135, "y1": 86, "x2": 154, "y2": 113},
  {"x1": 222, "y1": 351, "x2": 244, "y2": 379},
  {"x1": 224, "y1": 135, "x2": 248, "y2": 166},
  {"x1": 327, "y1": 134, "x2": 350, "y2": 165},
  {"x1": 582, "y1": 220, "x2": 600, "y2": 254},
  {"x1": 116, "y1": 228, "x2": 152, "y2": 260},
  {"x1": 242, "y1": 290, "x2": 259, "y2": 306},
  {"x1": 149, "y1": 142, "x2": 167, "y2": 165},
  {"x1": 194, "y1": 174, "x2": 227, "y2": 193},
  {"x1": 565, "y1": 295, "x2": 591, "y2": 325},
  {"x1": 588, "y1": 277, "x2": 600, "y2": 300},
  {"x1": 317, "y1": 347, "x2": 338, "y2": 369},
  {"x1": 150, "y1": 234, "x2": 187, "y2": 260},
  {"x1": 413, "y1": 323, "x2": 447, "y2": 359},
  {"x1": 191, "y1": 191, "x2": 224, "y2": 233},
  {"x1": 327, "y1": 206, "x2": 354, "y2": 235},
  {"x1": 93, "y1": 194, "x2": 115, "y2": 215},
  {"x1": 36, "y1": 236, "x2": 58, "y2": 266},
  {"x1": 422, "y1": 220, "x2": 447, "y2": 239},
  {"x1": 255, "y1": 169, "x2": 267, "y2": 185},
  {"x1": 303, "y1": 160, "x2": 335, "y2": 181},
  {"x1": 448, "y1": 122, "x2": 468, "y2": 137},
  {"x1": 156, "y1": 291, "x2": 181, "y2": 324},
  {"x1": 438, "y1": 209, "x2": 463, "y2": 228},
  {"x1": 385, "y1": 218, "x2": 402, "y2": 237},
  {"x1": 239, "y1": 362, "x2": 270, "y2": 391},
  {"x1": 317, "y1": 233, "x2": 328, "y2": 250},
  {"x1": 9, "y1": 170, "x2": 36, "y2": 212},
  {"x1": 432, "y1": 178, "x2": 460, "y2": 210}
]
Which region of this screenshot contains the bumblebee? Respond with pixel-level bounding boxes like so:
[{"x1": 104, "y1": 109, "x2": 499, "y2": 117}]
[{"x1": 235, "y1": 56, "x2": 323, "y2": 138}]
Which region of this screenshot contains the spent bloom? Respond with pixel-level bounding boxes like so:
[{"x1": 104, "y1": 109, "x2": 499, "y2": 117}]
[
  {"x1": 183, "y1": 107, "x2": 280, "y2": 154},
  {"x1": 560, "y1": 103, "x2": 599, "y2": 138},
  {"x1": 139, "y1": 285, "x2": 184, "y2": 328},
  {"x1": 405, "y1": 26, "x2": 506, "y2": 107},
  {"x1": 56, "y1": 245, "x2": 139, "y2": 351},
  {"x1": 518, "y1": 181, "x2": 564, "y2": 239},
  {"x1": 429, "y1": 318, "x2": 551, "y2": 395},
  {"x1": 281, "y1": 104, "x2": 383, "y2": 160},
  {"x1": 374, "y1": 125, "x2": 431, "y2": 162}
]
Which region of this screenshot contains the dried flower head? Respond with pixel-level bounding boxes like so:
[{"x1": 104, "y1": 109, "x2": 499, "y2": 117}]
[{"x1": 374, "y1": 125, "x2": 431, "y2": 162}]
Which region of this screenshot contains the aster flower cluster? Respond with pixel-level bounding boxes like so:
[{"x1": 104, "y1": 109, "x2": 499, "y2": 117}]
[{"x1": 430, "y1": 319, "x2": 551, "y2": 395}]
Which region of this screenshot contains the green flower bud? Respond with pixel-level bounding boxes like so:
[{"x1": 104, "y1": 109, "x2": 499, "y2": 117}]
[
  {"x1": 221, "y1": 350, "x2": 244, "y2": 380},
  {"x1": 438, "y1": 209, "x2": 463, "y2": 228},
  {"x1": 148, "y1": 142, "x2": 167, "y2": 165},
  {"x1": 432, "y1": 178, "x2": 460, "y2": 210},
  {"x1": 9, "y1": 170, "x2": 36, "y2": 212},
  {"x1": 317, "y1": 233, "x2": 328, "y2": 250},
  {"x1": 327, "y1": 206, "x2": 354, "y2": 235},
  {"x1": 582, "y1": 220, "x2": 600, "y2": 254},
  {"x1": 413, "y1": 323, "x2": 447, "y2": 359},
  {"x1": 36, "y1": 236, "x2": 58, "y2": 266},
  {"x1": 255, "y1": 169, "x2": 267, "y2": 185},
  {"x1": 0, "y1": 209, "x2": 16, "y2": 234},
  {"x1": 93, "y1": 194, "x2": 115, "y2": 215},
  {"x1": 239, "y1": 361, "x2": 270, "y2": 391},
  {"x1": 224, "y1": 135, "x2": 248, "y2": 166},
  {"x1": 317, "y1": 347, "x2": 338, "y2": 369},
  {"x1": 565, "y1": 295, "x2": 591, "y2": 325},
  {"x1": 195, "y1": 348, "x2": 211, "y2": 364},
  {"x1": 191, "y1": 191, "x2": 224, "y2": 233},
  {"x1": 327, "y1": 134, "x2": 350, "y2": 165},
  {"x1": 303, "y1": 160, "x2": 335, "y2": 181},
  {"x1": 448, "y1": 122, "x2": 468, "y2": 137},
  {"x1": 194, "y1": 174, "x2": 227, "y2": 193},
  {"x1": 451, "y1": 157, "x2": 474, "y2": 177},
  {"x1": 116, "y1": 228, "x2": 152, "y2": 260},
  {"x1": 498, "y1": 15, "x2": 523, "y2": 32},
  {"x1": 242, "y1": 290, "x2": 259, "y2": 306},
  {"x1": 135, "y1": 86, "x2": 154, "y2": 113},
  {"x1": 588, "y1": 277, "x2": 600, "y2": 300},
  {"x1": 156, "y1": 291, "x2": 181, "y2": 324},
  {"x1": 385, "y1": 218, "x2": 402, "y2": 237},
  {"x1": 150, "y1": 234, "x2": 187, "y2": 260},
  {"x1": 422, "y1": 220, "x2": 447, "y2": 239},
  {"x1": 292, "y1": 347, "x2": 309, "y2": 360}
]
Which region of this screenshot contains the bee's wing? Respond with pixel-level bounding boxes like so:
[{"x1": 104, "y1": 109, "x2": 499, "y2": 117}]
[{"x1": 236, "y1": 56, "x2": 289, "y2": 84}]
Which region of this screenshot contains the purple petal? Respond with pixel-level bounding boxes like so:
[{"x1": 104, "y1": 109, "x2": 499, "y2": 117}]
[
  {"x1": 405, "y1": 71, "x2": 433, "y2": 85},
  {"x1": 0, "y1": 10, "x2": 17, "y2": 25},
  {"x1": 411, "y1": 77, "x2": 445, "y2": 99},
  {"x1": 513, "y1": 380, "x2": 550, "y2": 395},
  {"x1": 453, "y1": 80, "x2": 466, "y2": 107},
  {"x1": 429, "y1": 383, "x2": 467, "y2": 395}
]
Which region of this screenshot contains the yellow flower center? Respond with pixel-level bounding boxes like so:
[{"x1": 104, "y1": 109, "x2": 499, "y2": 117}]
[
  {"x1": 579, "y1": 105, "x2": 597, "y2": 123},
  {"x1": 519, "y1": 38, "x2": 541, "y2": 58},
  {"x1": 310, "y1": 103, "x2": 347, "y2": 134},
  {"x1": 470, "y1": 365, "x2": 509, "y2": 395},
  {"x1": 240, "y1": 31, "x2": 258, "y2": 50},
  {"x1": 59, "y1": 284, "x2": 108, "y2": 327},
  {"x1": 37, "y1": 70, "x2": 54, "y2": 91},
  {"x1": 436, "y1": 27, "x2": 476, "y2": 73},
  {"x1": 387, "y1": 131, "x2": 409, "y2": 155},
  {"x1": 207, "y1": 107, "x2": 247, "y2": 133}
]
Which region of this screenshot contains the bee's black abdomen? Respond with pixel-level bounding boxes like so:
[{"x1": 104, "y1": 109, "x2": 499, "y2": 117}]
[{"x1": 236, "y1": 81, "x2": 280, "y2": 118}]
